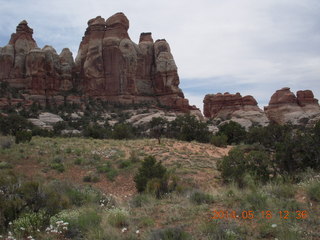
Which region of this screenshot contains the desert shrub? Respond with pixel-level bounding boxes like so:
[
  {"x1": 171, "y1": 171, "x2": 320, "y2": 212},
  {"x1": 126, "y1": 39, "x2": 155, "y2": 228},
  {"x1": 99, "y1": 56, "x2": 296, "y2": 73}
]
[
  {"x1": 50, "y1": 163, "x2": 65, "y2": 173},
  {"x1": 270, "y1": 183, "x2": 296, "y2": 199},
  {"x1": 150, "y1": 117, "x2": 168, "y2": 144},
  {"x1": 129, "y1": 150, "x2": 140, "y2": 163},
  {"x1": 134, "y1": 156, "x2": 167, "y2": 194},
  {"x1": 150, "y1": 226, "x2": 191, "y2": 240},
  {"x1": 246, "y1": 124, "x2": 292, "y2": 149},
  {"x1": 241, "y1": 190, "x2": 268, "y2": 211},
  {"x1": 167, "y1": 114, "x2": 211, "y2": 143},
  {"x1": 112, "y1": 123, "x2": 135, "y2": 139},
  {"x1": 200, "y1": 220, "x2": 243, "y2": 240},
  {"x1": 97, "y1": 162, "x2": 112, "y2": 173},
  {"x1": 217, "y1": 121, "x2": 246, "y2": 144},
  {"x1": 307, "y1": 181, "x2": 320, "y2": 202},
  {"x1": 217, "y1": 147, "x2": 272, "y2": 187},
  {"x1": 62, "y1": 187, "x2": 98, "y2": 207},
  {"x1": 130, "y1": 194, "x2": 151, "y2": 208},
  {"x1": 0, "y1": 174, "x2": 69, "y2": 232},
  {"x1": 138, "y1": 216, "x2": 155, "y2": 227},
  {"x1": 83, "y1": 172, "x2": 100, "y2": 183},
  {"x1": 210, "y1": 134, "x2": 228, "y2": 147},
  {"x1": 31, "y1": 127, "x2": 54, "y2": 137},
  {"x1": 12, "y1": 211, "x2": 46, "y2": 236},
  {"x1": 0, "y1": 161, "x2": 12, "y2": 169},
  {"x1": 96, "y1": 162, "x2": 118, "y2": 181},
  {"x1": 15, "y1": 130, "x2": 32, "y2": 144},
  {"x1": 74, "y1": 157, "x2": 84, "y2": 165},
  {"x1": 107, "y1": 208, "x2": 129, "y2": 228},
  {"x1": 83, "y1": 124, "x2": 111, "y2": 139},
  {"x1": 145, "y1": 177, "x2": 169, "y2": 198},
  {"x1": 53, "y1": 121, "x2": 68, "y2": 135},
  {"x1": 190, "y1": 191, "x2": 215, "y2": 205},
  {"x1": 0, "y1": 114, "x2": 32, "y2": 136},
  {"x1": 51, "y1": 208, "x2": 101, "y2": 238},
  {"x1": 118, "y1": 160, "x2": 131, "y2": 169},
  {"x1": 106, "y1": 168, "x2": 118, "y2": 181}
]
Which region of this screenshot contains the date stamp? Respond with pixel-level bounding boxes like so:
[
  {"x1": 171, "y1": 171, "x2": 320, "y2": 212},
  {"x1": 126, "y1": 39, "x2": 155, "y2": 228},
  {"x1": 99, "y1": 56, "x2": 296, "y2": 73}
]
[{"x1": 210, "y1": 210, "x2": 308, "y2": 220}]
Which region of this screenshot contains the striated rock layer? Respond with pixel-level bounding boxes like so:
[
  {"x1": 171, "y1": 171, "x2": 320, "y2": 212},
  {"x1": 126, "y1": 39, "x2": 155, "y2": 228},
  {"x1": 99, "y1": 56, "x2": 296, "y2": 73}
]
[
  {"x1": 264, "y1": 87, "x2": 320, "y2": 125},
  {"x1": 203, "y1": 92, "x2": 269, "y2": 129},
  {"x1": 0, "y1": 13, "x2": 198, "y2": 113}
]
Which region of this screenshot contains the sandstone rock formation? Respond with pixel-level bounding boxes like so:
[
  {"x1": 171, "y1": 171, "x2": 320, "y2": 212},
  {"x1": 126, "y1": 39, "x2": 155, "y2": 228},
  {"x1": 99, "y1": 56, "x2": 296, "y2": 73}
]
[
  {"x1": 0, "y1": 13, "x2": 198, "y2": 114},
  {"x1": 203, "y1": 92, "x2": 269, "y2": 129},
  {"x1": 264, "y1": 87, "x2": 320, "y2": 125}
]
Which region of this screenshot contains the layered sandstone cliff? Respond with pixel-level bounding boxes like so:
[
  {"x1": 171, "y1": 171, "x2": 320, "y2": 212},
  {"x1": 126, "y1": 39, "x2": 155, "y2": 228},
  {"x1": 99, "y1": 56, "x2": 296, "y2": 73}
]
[
  {"x1": 264, "y1": 87, "x2": 320, "y2": 125},
  {"x1": 203, "y1": 92, "x2": 269, "y2": 129},
  {"x1": 0, "y1": 13, "x2": 198, "y2": 113}
]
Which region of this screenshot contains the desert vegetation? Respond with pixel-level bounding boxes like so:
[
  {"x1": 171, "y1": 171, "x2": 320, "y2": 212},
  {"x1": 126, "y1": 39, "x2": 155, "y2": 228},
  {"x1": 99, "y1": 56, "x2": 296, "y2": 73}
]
[{"x1": 0, "y1": 109, "x2": 319, "y2": 239}]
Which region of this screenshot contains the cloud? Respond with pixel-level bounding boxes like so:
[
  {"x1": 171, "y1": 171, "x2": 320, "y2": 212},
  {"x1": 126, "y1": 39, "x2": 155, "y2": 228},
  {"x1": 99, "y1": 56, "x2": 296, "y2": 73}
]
[{"x1": 0, "y1": 0, "x2": 319, "y2": 110}]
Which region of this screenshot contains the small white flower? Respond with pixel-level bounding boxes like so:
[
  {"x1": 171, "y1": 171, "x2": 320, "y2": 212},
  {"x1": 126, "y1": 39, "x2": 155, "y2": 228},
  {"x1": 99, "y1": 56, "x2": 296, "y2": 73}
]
[
  {"x1": 271, "y1": 224, "x2": 277, "y2": 228},
  {"x1": 63, "y1": 222, "x2": 69, "y2": 225},
  {"x1": 20, "y1": 227, "x2": 25, "y2": 231},
  {"x1": 9, "y1": 222, "x2": 12, "y2": 225},
  {"x1": 121, "y1": 227, "x2": 127, "y2": 233},
  {"x1": 136, "y1": 230, "x2": 140, "y2": 234},
  {"x1": 63, "y1": 227, "x2": 68, "y2": 230}
]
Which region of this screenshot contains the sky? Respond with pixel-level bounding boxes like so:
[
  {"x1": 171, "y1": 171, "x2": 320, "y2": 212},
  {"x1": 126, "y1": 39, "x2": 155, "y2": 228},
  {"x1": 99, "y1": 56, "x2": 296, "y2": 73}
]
[{"x1": 0, "y1": 0, "x2": 319, "y2": 111}]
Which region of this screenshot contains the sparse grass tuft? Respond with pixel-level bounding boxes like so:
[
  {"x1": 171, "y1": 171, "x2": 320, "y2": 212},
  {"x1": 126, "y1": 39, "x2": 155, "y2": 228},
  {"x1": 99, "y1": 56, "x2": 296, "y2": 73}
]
[{"x1": 307, "y1": 181, "x2": 320, "y2": 202}]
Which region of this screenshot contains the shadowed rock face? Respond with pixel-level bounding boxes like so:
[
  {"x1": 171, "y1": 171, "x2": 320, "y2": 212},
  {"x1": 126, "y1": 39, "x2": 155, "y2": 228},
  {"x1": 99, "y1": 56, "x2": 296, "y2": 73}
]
[
  {"x1": 0, "y1": 13, "x2": 198, "y2": 113},
  {"x1": 264, "y1": 87, "x2": 320, "y2": 125}
]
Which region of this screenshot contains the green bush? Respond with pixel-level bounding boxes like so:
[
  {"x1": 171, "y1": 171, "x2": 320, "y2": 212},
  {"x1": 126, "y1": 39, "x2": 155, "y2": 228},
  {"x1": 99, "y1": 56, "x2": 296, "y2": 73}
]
[
  {"x1": 50, "y1": 163, "x2": 65, "y2": 173},
  {"x1": 51, "y1": 208, "x2": 101, "y2": 237},
  {"x1": 83, "y1": 124, "x2": 111, "y2": 139},
  {"x1": 12, "y1": 211, "x2": 47, "y2": 236},
  {"x1": 0, "y1": 114, "x2": 32, "y2": 136},
  {"x1": 0, "y1": 174, "x2": 69, "y2": 232},
  {"x1": 190, "y1": 191, "x2": 215, "y2": 205},
  {"x1": 210, "y1": 134, "x2": 228, "y2": 147},
  {"x1": 15, "y1": 130, "x2": 32, "y2": 144},
  {"x1": 112, "y1": 123, "x2": 135, "y2": 140},
  {"x1": 134, "y1": 156, "x2": 167, "y2": 196},
  {"x1": 218, "y1": 121, "x2": 246, "y2": 144},
  {"x1": 217, "y1": 147, "x2": 272, "y2": 187},
  {"x1": 167, "y1": 115, "x2": 211, "y2": 143}
]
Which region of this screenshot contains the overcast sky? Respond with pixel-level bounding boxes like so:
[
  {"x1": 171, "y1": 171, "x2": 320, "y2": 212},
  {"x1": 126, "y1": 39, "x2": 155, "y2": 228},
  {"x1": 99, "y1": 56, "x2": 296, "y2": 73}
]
[{"x1": 0, "y1": 0, "x2": 319, "y2": 111}]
